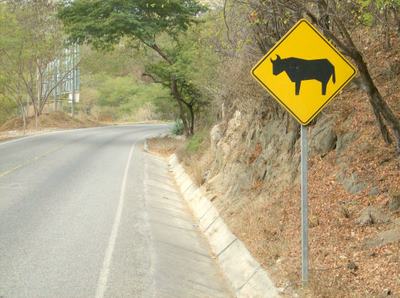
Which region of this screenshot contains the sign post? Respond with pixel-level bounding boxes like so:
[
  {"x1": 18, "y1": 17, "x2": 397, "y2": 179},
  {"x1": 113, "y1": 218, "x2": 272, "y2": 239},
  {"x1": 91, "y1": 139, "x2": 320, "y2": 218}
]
[
  {"x1": 300, "y1": 124, "x2": 308, "y2": 284},
  {"x1": 250, "y1": 19, "x2": 357, "y2": 285}
]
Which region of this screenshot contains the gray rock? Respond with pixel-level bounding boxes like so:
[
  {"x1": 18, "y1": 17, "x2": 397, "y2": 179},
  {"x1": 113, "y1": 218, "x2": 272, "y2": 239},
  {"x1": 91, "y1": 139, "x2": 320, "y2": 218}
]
[
  {"x1": 336, "y1": 132, "x2": 357, "y2": 154},
  {"x1": 364, "y1": 228, "x2": 400, "y2": 248},
  {"x1": 339, "y1": 173, "x2": 368, "y2": 194},
  {"x1": 210, "y1": 123, "x2": 223, "y2": 152},
  {"x1": 339, "y1": 206, "x2": 351, "y2": 218},
  {"x1": 389, "y1": 255, "x2": 399, "y2": 263},
  {"x1": 383, "y1": 289, "x2": 393, "y2": 296},
  {"x1": 347, "y1": 261, "x2": 358, "y2": 271},
  {"x1": 310, "y1": 121, "x2": 337, "y2": 156},
  {"x1": 356, "y1": 206, "x2": 391, "y2": 226},
  {"x1": 389, "y1": 194, "x2": 400, "y2": 212},
  {"x1": 369, "y1": 187, "x2": 380, "y2": 196}
]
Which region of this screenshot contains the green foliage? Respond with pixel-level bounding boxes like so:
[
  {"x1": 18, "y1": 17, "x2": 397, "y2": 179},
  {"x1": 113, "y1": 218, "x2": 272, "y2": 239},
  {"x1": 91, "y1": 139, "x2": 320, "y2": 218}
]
[
  {"x1": 0, "y1": 4, "x2": 23, "y2": 123},
  {"x1": 145, "y1": 85, "x2": 177, "y2": 120},
  {"x1": 80, "y1": 45, "x2": 142, "y2": 77},
  {"x1": 0, "y1": 95, "x2": 17, "y2": 124},
  {"x1": 174, "y1": 18, "x2": 221, "y2": 111},
  {"x1": 0, "y1": 0, "x2": 67, "y2": 122},
  {"x1": 118, "y1": 81, "x2": 174, "y2": 119},
  {"x1": 97, "y1": 77, "x2": 138, "y2": 107},
  {"x1": 185, "y1": 130, "x2": 207, "y2": 153},
  {"x1": 80, "y1": 73, "x2": 174, "y2": 120},
  {"x1": 143, "y1": 15, "x2": 220, "y2": 120},
  {"x1": 171, "y1": 119, "x2": 184, "y2": 135},
  {"x1": 359, "y1": 0, "x2": 400, "y2": 8},
  {"x1": 79, "y1": 45, "x2": 176, "y2": 121},
  {"x1": 58, "y1": 0, "x2": 209, "y2": 135},
  {"x1": 357, "y1": 0, "x2": 400, "y2": 25},
  {"x1": 58, "y1": 0, "x2": 206, "y2": 49},
  {"x1": 174, "y1": 30, "x2": 219, "y2": 86}
]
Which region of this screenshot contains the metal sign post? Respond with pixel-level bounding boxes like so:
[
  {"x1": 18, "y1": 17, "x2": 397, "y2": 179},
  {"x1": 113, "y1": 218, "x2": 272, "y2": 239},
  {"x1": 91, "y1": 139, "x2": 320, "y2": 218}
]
[
  {"x1": 250, "y1": 18, "x2": 357, "y2": 286},
  {"x1": 300, "y1": 124, "x2": 309, "y2": 285}
]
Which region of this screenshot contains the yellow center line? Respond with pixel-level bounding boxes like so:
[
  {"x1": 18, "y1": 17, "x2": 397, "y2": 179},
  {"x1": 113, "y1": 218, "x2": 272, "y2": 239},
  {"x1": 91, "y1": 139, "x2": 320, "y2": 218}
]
[{"x1": 0, "y1": 144, "x2": 65, "y2": 178}]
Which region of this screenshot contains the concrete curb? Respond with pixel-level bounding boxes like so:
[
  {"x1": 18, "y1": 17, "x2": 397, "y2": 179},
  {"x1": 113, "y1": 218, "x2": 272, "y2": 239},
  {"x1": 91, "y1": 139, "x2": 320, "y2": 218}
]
[{"x1": 168, "y1": 154, "x2": 280, "y2": 298}]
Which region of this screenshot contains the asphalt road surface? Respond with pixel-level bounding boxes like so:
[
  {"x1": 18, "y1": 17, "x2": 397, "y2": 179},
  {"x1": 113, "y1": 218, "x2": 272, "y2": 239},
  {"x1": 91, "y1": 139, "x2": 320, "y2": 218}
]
[{"x1": 0, "y1": 125, "x2": 230, "y2": 298}]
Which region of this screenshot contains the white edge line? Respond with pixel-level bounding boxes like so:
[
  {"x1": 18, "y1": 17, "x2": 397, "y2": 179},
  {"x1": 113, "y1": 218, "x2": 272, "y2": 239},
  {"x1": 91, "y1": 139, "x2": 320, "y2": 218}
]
[{"x1": 95, "y1": 144, "x2": 135, "y2": 298}]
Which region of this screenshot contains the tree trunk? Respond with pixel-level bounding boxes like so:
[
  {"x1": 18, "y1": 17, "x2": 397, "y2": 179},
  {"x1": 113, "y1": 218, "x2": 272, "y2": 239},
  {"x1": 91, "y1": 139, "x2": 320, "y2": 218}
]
[
  {"x1": 171, "y1": 77, "x2": 191, "y2": 135},
  {"x1": 370, "y1": 101, "x2": 392, "y2": 144},
  {"x1": 392, "y1": 6, "x2": 400, "y2": 36},
  {"x1": 302, "y1": 3, "x2": 400, "y2": 153},
  {"x1": 35, "y1": 110, "x2": 38, "y2": 130},
  {"x1": 353, "y1": 51, "x2": 400, "y2": 151},
  {"x1": 141, "y1": 42, "x2": 197, "y2": 136},
  {"x1": 317, "y1": 1, "x2": 330, "y2": 30},
  {"x1": 383, "y1": 7, "x2": 391, "y2": 50},
  {"x1": 21, "y1": 104, "x2": 26, "y2": 135},
  {"x1": 177, "y1": 100, "x2": 190, "y2": 135},
  {"x1": 54, "y1": 96, "x2": 57, "y2": 112},
  {"x1": 187, "y1": 103, "x2": 195, "y2": 135},
  {"x1": 33, "y1": 103, "x2": 40, "y2": 130}
]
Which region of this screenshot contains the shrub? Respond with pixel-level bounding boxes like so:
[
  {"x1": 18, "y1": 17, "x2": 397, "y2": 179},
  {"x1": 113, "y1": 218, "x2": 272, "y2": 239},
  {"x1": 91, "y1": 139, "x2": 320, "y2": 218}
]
[
  {"x1": 185, "y1": 130, "x2": 208, "y2": 153},
  {"x1": 171, "y1": 119, "x2": 184, "y2": 135}
]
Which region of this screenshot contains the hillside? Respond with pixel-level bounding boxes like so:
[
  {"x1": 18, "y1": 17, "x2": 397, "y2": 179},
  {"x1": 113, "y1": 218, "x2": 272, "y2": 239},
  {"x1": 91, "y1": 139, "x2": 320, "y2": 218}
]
[{"x1": 176, "y1": 27, "x2": 400, "y2": 297}]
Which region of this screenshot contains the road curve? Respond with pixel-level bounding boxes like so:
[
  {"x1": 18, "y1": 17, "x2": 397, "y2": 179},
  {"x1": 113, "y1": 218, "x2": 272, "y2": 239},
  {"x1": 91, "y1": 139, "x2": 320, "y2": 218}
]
[{"x1": 0, "y1": 125, "x2": 230, "y2": 298}]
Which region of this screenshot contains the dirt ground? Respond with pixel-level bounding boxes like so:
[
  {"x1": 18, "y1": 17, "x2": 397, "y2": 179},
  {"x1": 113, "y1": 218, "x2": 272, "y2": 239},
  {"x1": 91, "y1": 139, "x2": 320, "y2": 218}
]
[
  {"x1": 152, "y1": 119, "x2": 400, "y2": 298},
  {"x1": 206, "y1": 35, "x2": 400, "y2": 297},
  {"x1": 0, "y1": 112, "x2": 100, "y2": 142},
  {"x1": 149, "y1": 31, "x2": 400, "y2": 297}
]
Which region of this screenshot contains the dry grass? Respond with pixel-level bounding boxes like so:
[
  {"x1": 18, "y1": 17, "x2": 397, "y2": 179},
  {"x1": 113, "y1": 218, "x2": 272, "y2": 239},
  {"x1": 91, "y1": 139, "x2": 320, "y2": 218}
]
[
  {"x1": 179, "y1": 150, "x2": 211, "y2": 186},
  {"x1": 143, "y1": 27, "x2": 400, "y2": 297},
  {"x1": 0, "y1": 112, "x2": 98, "y2": 132},
  {"x1": 176, "y1": 133, "x2": 212, "y2": 186},
  {"x1": 177, "y1": 29, "x2": 400, "y2": 298},
  {"x1": 146, "y1": 136, "x2": 185, "y2": 157},
  {"x1": 0, "y1": 112, "x2": 100, "y2": 142},
  {"x1": 146, "y1": 136, "x2": 211, "y2": 186}
]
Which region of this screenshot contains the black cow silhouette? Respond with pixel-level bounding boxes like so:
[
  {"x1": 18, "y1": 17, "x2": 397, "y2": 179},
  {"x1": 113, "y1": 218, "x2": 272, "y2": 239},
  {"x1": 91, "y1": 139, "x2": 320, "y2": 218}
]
[{"x1": 271, "y1": 55, "x2": 335, "y2": 95}]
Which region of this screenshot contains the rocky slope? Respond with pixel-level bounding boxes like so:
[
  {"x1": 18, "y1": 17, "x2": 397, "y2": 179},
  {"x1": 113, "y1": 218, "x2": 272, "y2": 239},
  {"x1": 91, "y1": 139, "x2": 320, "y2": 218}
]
[{"x1": 179, "y1": 33, "x2": 400, "y2": 296}]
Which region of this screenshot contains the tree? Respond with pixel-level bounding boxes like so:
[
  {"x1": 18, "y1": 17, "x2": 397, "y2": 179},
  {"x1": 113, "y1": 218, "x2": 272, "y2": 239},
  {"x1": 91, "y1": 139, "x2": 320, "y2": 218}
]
[
  {"x1": 298, "y1": 0, "x2": 400, "y2": 152},
  {"x1": 0, "y1": 5, "x2": 28, "y2": 130},
  {"x1": 245, "y1": 0, "x2": 400, "y2": 153},
  {"x1": 79, "y1": 45, "x2": 175, "y2": 121},
  {"x1": 358, "y1": 0, "x2": 400, "y2": 48},
  {"x1": 0, "y1": 0, "x2": 78, "y2": 129},
  {"x1": 58, "y1": 0, "x2": 206, "y2": 135}
]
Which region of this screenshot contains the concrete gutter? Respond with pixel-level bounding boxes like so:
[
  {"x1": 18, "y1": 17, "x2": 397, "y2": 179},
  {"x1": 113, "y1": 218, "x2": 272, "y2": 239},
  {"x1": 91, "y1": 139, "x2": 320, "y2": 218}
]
[
  {"x1": 168, "y1": 154, "x2": 280, "y2": 298},
  {"x1": 143, "y1": 139, "x2": 149, "y2": 152}
]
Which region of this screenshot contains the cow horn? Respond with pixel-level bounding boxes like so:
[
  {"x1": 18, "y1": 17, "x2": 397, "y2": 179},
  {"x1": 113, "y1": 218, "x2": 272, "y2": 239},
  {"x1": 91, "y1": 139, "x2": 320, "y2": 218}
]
[{"x1": 276, "y1": 55, "x2": 281, "y2": 60}]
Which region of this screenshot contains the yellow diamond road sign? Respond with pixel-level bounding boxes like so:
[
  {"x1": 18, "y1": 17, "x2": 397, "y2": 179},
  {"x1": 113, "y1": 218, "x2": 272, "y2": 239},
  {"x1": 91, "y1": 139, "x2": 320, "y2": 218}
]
[{"x1": 251, "y1": 19, "x2": 356, "y2": 125}]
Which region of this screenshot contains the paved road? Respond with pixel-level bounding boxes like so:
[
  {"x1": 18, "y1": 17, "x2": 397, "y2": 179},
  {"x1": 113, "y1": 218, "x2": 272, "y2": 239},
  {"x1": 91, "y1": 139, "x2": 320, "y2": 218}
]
[{"x1": 0, "y1": 125, "x2": 230, "y2": 298}]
